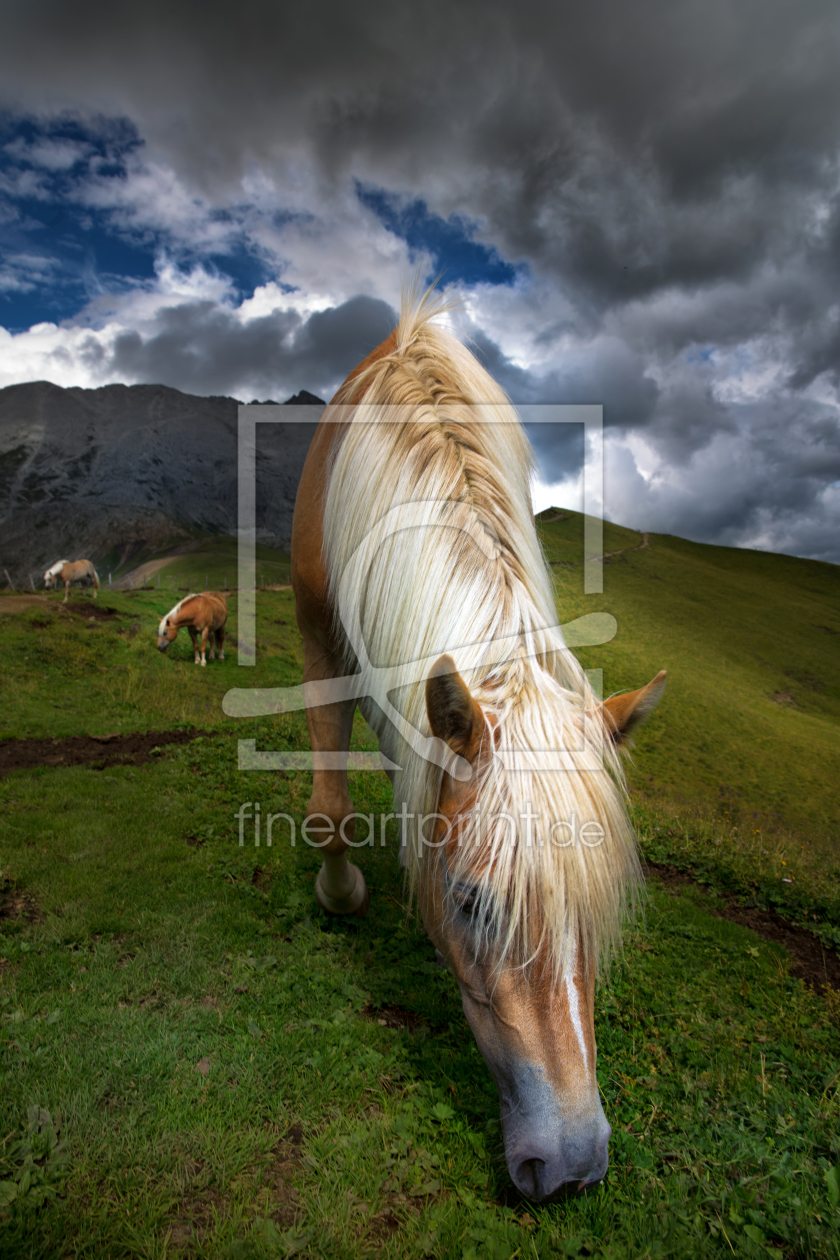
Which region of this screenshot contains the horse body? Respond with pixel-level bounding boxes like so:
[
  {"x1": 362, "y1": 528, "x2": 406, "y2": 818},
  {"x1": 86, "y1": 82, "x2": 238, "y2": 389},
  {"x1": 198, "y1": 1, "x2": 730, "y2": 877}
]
[
  {"x1": 291, "y1": 291, "x2": 665, "y2": 1200},
  {"x1": 157, "y1": 593, "x2": 227, "y2": 665},
  {"x1": 44, "y1": 559, "x2": 99, "y2": 602}
]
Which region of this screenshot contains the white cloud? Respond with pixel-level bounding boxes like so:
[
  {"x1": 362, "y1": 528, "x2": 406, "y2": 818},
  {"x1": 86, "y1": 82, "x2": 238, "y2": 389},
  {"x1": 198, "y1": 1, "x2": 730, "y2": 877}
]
[{"x1": 4, "y1": 135, "x2": 93, "y2": 170}]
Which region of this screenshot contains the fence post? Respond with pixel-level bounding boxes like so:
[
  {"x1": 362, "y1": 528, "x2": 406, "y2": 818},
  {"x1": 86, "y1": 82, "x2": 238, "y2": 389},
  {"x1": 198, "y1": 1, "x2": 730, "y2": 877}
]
[{"x1": 109, "y1": 572, "x2": 112, "y2": 588}]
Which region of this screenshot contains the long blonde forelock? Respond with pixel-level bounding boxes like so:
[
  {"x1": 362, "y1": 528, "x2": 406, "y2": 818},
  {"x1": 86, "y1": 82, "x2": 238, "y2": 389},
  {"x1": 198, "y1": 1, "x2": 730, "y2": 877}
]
[{"x1": 322, "y1": 287, "x2": 641, "y2": 983}]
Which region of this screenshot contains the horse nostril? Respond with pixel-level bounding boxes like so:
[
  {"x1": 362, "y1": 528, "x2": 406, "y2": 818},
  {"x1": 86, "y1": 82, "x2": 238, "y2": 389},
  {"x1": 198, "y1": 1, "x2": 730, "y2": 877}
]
[
  {"x1": 514, "y1": 1158, "x2": 546, "y2": 1201},
  {"x1": 513, "y1": 1150, "x2": 609, "y2": 1202}
]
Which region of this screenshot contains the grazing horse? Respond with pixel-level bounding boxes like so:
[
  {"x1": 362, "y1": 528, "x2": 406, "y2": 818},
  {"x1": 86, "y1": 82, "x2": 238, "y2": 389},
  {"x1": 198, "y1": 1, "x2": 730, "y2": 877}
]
[
  {"x1": 44, "y1": 559, "x2": 100, "y2": 602},
  {"x1": 157, "y1": 593, "x2": 227, "y2": 666},
  {"x1": 291, "y1": 289, "x2": 666, "y2": 1202}
]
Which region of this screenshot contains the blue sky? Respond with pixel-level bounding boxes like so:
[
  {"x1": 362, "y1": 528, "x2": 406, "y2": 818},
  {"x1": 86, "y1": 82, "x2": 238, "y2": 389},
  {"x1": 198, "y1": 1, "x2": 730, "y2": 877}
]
[
  {"x1": 0, "y1": 0, "x2": 838, "y2": 563},
  {"x1": 1, "y1": 115, "x2": 520, "y2": 334}
]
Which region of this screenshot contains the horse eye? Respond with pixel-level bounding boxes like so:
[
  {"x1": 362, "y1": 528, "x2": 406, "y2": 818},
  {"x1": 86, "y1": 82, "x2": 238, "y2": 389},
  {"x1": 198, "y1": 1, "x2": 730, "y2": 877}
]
[{"x1": 453, "y1": 884, "x2": 481, "y2": 919}]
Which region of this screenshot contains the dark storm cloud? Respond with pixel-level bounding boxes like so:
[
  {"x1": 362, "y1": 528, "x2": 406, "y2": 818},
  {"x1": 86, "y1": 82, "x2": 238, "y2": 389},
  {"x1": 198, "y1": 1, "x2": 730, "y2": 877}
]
[
  {"x1": 1, "y1": 0, "x2": 839, "y2": 560},
  {"x1": 2, "y1": 3, "x2": 838, "y2": 285},
  {"x1": 469, "y1": 324, "x2": 662, "y2": 482},
  {"x1": 83, "y1": 295, "x2": 396, "y2": 400},
  {"x1": 3, "y1": 0, "x2": 838, "y2": 323}
]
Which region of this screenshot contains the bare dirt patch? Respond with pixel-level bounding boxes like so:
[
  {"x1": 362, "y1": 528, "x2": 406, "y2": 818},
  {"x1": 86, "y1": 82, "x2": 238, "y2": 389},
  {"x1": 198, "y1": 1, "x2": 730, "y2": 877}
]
[
  {"x1": 0, "y1": 888, "x2": 44, "y2": 923},
  {"x1": 58, "y1": 601, "x2": 123, "y2": 621},
  {"x1": 0, "y1": 729, "x2": 209, "y2": 779},
  {"x1": 263, "y1": 1124, "x2": 304, "y2": 1229},
  {"x1": 645, "y1": 861, "x2": 840, "y2": 994},
  {"x1": 361, "y1": 1004, "x2": 428, "y2": 1032},
  {"x1": 0, "y1": 595, "x2": 51, "y2": 614},
  {"x1": 167, "y1": 1157, "x2": 227, "y2": 1252}
]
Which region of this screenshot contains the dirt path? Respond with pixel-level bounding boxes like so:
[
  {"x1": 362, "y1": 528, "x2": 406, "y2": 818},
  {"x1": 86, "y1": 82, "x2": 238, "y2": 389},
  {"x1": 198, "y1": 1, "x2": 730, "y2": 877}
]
[
  {"x1": 0, "y1": 595, "x2": 51, "y2": 613},
  {"x1": 114, "y1": 556, "x2": 180, "y2": 589},
  {"x1": 589, "y1": 530, "x2": 651, "y2": 564},
  {"x1": 646, "y1": 861, "x2": 840, "y2": 995},
  {"x1": 550, "y1": 531, "x2": 651, "y2": 569},
  {"x1": 0, "y1": 729, "x2": 209, "y2": 778}
]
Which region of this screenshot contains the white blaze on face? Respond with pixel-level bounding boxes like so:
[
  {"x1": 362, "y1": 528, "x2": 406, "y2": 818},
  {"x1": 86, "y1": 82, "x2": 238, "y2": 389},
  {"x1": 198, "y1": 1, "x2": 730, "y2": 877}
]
[{"x1": 565, "y1": 970, "x2": 589, "y2": 1074}]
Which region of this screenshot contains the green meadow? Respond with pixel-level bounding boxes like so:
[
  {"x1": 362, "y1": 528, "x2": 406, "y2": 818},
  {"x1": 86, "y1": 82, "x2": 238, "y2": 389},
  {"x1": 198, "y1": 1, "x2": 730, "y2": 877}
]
[
  {"x1": 101, "y1": 535, "x2": 292, "y2": 593},
  {"x1": 538, "y1": 512, "x2": 840, "y2": 845},
  {"x1": 0, "y1": 519, "x2": 838, "y2": 1258}
]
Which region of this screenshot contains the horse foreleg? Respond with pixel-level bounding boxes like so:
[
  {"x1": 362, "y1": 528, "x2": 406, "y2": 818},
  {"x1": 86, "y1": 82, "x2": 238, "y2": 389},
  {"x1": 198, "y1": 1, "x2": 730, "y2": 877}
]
[
  {"x1": 188, "y1": 626, "x2": 200, "y2": 664},
  {"x1": 63, "y1": 579, "x2": 69, "y2": 603},
  {"x1": 302, "y1": 635, "x2": 368, "y2": 916},
  {"x1": 200, "y1": 626, "x2": 209, "y2": 666}
]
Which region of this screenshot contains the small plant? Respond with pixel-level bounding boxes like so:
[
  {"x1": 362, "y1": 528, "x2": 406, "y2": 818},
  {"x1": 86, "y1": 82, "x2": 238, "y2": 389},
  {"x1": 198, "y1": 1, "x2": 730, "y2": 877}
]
[{"x1": 0, "y1": 1105, "x2": 71, "y2": 1211}]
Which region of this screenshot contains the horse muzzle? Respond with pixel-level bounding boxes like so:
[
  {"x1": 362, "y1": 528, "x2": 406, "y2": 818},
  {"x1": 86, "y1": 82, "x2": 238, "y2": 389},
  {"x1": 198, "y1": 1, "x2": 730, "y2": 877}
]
[
  {"x1": 157, "y1": 638, "x2": 170, "y2": 652},
  {"x1": 505, "y1": 1122, "x2": 611, "y2": 1201},
  {"x1": 498, "y1": 1064, "x2": 611, "y2": 1201}
]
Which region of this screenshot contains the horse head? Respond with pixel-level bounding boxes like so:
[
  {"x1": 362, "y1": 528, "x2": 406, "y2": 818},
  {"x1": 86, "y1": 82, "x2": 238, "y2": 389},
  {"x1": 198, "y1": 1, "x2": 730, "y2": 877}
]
[
  {"x1": 157, "y1": 616, "x2": 178, "y2": 651},
  {"x1": 421, "y1": 655, "x2": 665, "y2": 1202}
]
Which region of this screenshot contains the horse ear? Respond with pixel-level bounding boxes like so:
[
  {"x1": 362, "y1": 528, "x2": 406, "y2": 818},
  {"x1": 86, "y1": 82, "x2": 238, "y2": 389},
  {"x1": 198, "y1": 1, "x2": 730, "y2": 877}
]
[
  {"x1": 602, "y1": 670, "x2": 667, "y2": 748},
  {"x1": 426, "y1": 655, "x2": 484, "y2": 761}
]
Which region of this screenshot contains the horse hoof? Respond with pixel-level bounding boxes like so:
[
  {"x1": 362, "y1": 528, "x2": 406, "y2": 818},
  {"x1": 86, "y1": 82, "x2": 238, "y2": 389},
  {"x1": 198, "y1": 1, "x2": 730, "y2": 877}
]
[{"x1": 314, "y1": 864, "x2": 368, "y2": 916}]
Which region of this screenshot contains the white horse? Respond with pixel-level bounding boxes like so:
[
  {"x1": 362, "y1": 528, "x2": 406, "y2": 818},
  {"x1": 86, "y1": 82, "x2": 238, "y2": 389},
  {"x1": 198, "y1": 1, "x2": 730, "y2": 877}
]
[{"x1": 44, "y1": 559, "x2": 100, "y2": 602}]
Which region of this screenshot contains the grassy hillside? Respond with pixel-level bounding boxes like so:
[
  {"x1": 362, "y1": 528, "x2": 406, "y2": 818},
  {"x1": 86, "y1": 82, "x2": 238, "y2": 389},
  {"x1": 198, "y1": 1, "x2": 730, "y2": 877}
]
[
  {"x1": 99, "y1": 534, "x2": 292, "y2": 591},
  {"x1": 0, "y1": 587, "x2": 299, "y2": 740},
  {"x1": 0, "y1": 585, "x2": 838, "y2": 1258},
  {"x1": 536, "y1": 510, "x2": 840, "y2": 846}
]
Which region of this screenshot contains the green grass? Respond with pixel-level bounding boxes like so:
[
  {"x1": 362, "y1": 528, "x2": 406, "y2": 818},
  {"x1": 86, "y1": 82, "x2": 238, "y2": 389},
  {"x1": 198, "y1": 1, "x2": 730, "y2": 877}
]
[
  {"x1": 0, "y1": 587, "x2": 299, "y2": 740},
  {"x1": 537, "y1": 513, "x2": 840, "y2": 847},
  {"x1": 120, "y1": 537, "x2": 293, "y2": 594},
  {"x1": 0, "y1": 522, "x2": 838, "y2": 1257}
]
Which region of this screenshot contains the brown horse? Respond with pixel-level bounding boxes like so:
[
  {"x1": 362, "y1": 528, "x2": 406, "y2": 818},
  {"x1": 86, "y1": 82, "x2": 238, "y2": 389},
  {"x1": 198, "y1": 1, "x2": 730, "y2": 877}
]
[
  {"x1": 291, "y1": 288, "x2": 666, "y2": 1201},
  {"x1": 44, "y1": 559, "x2": 100, "y2": 602},
  {"x1": 157, "y1": 593, "x2": 227, "y2": 666}
]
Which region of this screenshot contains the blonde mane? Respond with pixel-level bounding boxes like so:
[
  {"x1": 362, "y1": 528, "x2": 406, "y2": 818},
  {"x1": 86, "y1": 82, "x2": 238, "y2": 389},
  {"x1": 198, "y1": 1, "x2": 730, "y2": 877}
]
[
  {"x1": 46, "y1": 560, "x2": 69, "y2": 577},
  {"x1": 158, "y1": 594, "x2": 201, "y2": 635},
  {"x1": 321, "y1": 289, "x2": 640, "y2": 981}
]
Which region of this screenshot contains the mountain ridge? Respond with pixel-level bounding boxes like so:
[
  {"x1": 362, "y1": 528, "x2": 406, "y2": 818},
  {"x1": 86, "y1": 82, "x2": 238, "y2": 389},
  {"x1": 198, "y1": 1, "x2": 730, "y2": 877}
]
[{"x1": 0, "y1": 379, "x2": 324, "y2": 582}]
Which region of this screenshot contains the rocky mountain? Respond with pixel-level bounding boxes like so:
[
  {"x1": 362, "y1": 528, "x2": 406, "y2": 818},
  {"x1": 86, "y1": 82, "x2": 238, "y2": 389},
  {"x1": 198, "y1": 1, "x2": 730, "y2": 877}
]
[{"x1": 0, "y1": 381, "x2": 324, "y2": 583}]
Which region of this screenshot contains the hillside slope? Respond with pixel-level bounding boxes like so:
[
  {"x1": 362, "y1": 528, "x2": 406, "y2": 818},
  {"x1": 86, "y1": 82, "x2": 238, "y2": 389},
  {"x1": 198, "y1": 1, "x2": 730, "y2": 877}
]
[{"x1": 537, "y1": 509, "x2": 840, "y2": 841}]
